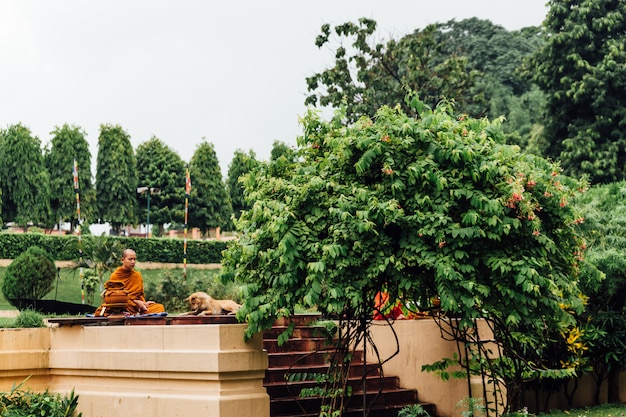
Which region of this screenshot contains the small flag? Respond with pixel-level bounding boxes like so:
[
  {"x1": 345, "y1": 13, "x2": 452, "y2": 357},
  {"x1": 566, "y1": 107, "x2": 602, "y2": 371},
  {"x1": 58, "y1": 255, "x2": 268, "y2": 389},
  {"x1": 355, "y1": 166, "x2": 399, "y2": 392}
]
[
  {"x1": 73, "y1": 159, "x2": 79, "y2": 191},
  {"x1": 185, "y1": 168, "x2": 191, "y2": 195}
]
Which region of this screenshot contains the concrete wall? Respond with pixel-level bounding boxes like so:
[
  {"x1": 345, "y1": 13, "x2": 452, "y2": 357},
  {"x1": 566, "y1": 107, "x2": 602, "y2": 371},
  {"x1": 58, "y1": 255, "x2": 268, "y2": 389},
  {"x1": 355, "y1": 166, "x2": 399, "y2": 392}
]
[
  {"x1": 368, "y1": 318, "x2": 626, "y2": 416},
  {"x1": 367, "y1": 318, "x2": 499, "y2": 417},
  {"x1": 0, "y1": 324, "x2": 269, "y2": 417}
]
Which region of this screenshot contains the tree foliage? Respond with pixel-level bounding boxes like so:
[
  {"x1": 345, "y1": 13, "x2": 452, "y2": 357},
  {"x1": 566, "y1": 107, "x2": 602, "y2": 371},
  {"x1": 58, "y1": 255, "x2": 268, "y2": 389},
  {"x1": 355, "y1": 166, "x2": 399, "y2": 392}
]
[
  {"x1": 135, "y1": 136, "x2": 186, "y2": 235},
  {"x1": 305, "y1": 18, "x2": 484, "y2": 124},
  {"x1": 95, "y1": 124, "x2": 138, "y2": 233},
  {"x1": 573, "y1": 182, "x2": 626, "y2": 403},
  {"x1": 270, "y1": 140, "x2": 296, "y2": 162},
  {"x1": 226, "y1": 149, "x2": 258, "y2": 220},
  {"x1": 188, "y1": 140, "x2": 233, "y2": 233},
  {"x1": 0, "y1": 124, "x2": 51, "y2": 228},
  {"x1": 531, "y1": 0, "x2": 626, "y2": 183},
  {"x1": 306, "y1": 17, "x2": 550, "y2": 155},
  {"x1": 433, "y1": 19, "x2": 547, "y2": 148},
  {"x1": 44, "y1": 124, "x2": 96, "y2": 228},
  {"x1": 224, "y1": 99, "x2": 588, "y2": 411}
]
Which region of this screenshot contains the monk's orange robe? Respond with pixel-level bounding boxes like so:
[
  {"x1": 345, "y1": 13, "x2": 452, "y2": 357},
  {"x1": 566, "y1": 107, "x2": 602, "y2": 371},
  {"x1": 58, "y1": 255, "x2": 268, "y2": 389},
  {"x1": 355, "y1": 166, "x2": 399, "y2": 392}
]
[{"x1": 94, "y1": 267, "x2": 165, "y2": 316}]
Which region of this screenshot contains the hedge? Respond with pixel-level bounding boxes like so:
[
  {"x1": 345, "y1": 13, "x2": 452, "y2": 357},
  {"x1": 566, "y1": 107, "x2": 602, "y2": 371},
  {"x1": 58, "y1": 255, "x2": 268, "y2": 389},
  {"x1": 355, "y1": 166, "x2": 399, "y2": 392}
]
[{"x1": 0, "y1": 233, "x2": 229, "y2": 264}]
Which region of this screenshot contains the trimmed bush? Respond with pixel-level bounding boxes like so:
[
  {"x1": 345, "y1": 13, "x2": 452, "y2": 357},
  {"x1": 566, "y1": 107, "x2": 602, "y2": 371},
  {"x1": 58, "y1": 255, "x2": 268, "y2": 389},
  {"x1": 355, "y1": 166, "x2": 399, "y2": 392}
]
[
  {"x1": 1, "y1": 246, "x2": 56, "y2": 305},
  {"x1": 0, "y1": 233, "x2": 229, "y2": 264}
]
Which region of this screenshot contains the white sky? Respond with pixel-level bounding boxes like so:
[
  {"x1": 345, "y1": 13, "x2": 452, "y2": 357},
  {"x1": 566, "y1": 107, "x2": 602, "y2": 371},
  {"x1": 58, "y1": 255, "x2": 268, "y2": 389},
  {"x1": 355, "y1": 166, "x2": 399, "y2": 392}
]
[{"x1": 0, "y1": 1, "x2": 549, "y2": 177}]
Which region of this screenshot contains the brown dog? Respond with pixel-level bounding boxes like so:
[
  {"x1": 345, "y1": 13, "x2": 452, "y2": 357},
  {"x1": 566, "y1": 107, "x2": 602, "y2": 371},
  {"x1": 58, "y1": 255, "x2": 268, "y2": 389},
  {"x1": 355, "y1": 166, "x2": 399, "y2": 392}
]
[{"x1": 183, "y1": 291, "x2": 241, "y2": 316}]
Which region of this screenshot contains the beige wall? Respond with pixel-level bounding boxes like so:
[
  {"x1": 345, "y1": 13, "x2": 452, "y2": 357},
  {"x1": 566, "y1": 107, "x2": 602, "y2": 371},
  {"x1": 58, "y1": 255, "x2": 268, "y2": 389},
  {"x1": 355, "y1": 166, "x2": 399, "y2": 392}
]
[
  {"x1": 368, "y1": 318, "x2": 500, "y2": 417},
  {"x1": 369, "y1": 318, "x2": 626, "y2": 415},
  {"x1": 0, "y1": 324, "x2": 269, "y2": 417}
]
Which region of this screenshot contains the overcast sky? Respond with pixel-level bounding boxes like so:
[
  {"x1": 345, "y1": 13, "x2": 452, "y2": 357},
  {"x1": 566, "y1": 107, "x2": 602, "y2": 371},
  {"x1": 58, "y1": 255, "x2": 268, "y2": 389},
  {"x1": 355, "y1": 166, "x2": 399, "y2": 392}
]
[{"x1": 0, "y1": 1, "x2": 549, "y2": 177}]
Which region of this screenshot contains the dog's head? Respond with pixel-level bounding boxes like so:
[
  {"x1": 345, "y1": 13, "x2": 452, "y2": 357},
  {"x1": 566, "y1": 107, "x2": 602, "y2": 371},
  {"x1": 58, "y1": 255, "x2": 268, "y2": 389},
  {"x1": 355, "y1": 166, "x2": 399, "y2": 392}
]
[{"x1": 186, "y1": 291, "x2": 210, "y2": 312}]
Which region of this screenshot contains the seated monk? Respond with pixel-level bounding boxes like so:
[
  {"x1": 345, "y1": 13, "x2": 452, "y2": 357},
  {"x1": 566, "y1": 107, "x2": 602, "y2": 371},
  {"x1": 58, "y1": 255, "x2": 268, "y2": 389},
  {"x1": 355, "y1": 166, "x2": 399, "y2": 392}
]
[{"x1": 94, "y1": 248, "x2": 165, "y2": 316}]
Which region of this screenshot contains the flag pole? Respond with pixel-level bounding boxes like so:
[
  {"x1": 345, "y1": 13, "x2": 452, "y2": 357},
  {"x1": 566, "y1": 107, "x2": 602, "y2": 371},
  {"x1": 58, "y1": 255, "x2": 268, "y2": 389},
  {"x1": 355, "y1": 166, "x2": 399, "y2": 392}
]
[
  {"x1": 73, "y1": 158, "x2": 85, "y2": 304},
  {"x1": 183, "y1": 166, "x2": 191, "y2": 279}
]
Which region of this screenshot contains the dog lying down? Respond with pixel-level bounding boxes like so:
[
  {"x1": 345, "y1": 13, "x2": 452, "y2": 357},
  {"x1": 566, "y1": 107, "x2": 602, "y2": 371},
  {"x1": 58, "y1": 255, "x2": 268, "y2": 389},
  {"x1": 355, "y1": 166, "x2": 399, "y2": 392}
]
[{"x1": 182, "y1": 291, "x2": 241, "y2": 316}]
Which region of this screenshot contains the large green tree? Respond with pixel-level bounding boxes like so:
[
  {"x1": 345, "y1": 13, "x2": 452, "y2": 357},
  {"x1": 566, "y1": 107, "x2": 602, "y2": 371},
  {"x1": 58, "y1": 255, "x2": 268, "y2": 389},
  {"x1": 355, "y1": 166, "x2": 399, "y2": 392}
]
[
  {"x1": 226, "y1": 149, "x2": 258, "y2": 220},
  {"x1": 306, "y1": 18, "x2": 549, "y2": 153},
  {"x1": 135, "y1": 136, "x2": 186, "y2": 236},
  {"x1": 188, "y1": 140, "x2": 233, "y2": 233},
  {"x1": 433, "y1": 19, "x2": 547, "y2": 148},
  {"x1": 531, "y1": 0, "x2": 626, "y2": 183},
  {"x1": 44, "y1": 124, "x2": 96, "y2": 230},
  {"x1": 224, "y1": 99, "x2": 588, "y2": 412},
  {"x1": 0, "y1": 124, "x2": 51, "y2": 229},
  {"x1": 95, "y1": 124, "x2": 138, "y2": 234},
  {"x1": 305, "y1": 18, "x2": 484, "y2": 124}
]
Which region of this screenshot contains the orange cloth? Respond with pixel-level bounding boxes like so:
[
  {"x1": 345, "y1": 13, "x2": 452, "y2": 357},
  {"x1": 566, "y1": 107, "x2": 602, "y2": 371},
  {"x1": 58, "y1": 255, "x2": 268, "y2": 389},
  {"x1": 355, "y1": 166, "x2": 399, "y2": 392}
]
[
  {"x1": 94, "y1": 267, "x2": 165, "y2": 316},
  {"x1": 373, "y1": 291, "x2": 405, "y2": 320}
]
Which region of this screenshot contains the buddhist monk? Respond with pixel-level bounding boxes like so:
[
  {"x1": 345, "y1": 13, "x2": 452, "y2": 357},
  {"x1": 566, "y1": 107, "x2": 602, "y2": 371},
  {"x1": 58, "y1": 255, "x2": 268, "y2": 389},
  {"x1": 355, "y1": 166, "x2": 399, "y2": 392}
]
[{"x1": 94, "y1": 248, "x2": 165, "y2": 316}]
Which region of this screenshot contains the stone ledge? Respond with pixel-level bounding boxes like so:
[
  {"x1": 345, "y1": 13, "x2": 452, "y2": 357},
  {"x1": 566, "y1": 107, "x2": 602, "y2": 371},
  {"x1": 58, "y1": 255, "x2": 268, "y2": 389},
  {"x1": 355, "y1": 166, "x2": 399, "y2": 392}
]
[
  {"x1": 0, "y1": 323, "x2": 269, "y2": 417},
  {"x1": 47, "y1": 314, "x2": 240, "y2": 327}
]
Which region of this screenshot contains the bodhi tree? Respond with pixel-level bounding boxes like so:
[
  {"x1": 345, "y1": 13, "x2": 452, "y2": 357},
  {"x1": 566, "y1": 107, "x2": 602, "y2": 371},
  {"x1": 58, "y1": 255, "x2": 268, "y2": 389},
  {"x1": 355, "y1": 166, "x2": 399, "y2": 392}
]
[{"x1": 223, "y1": 97, "x2": 589, "y2": 413}]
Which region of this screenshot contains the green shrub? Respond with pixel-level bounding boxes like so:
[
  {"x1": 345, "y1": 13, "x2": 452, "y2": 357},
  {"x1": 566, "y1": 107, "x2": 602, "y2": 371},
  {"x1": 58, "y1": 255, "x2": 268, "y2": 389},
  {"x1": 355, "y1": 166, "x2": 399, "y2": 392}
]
[
  {"x1": 0, "y1": 233, "x2": 230, "y2": 264},
  {"x1": 0, "y1": 378, "x2": 82, "y2": 416},
  {"x1": 398, "y1": 404, "x2": 431, "y2": 417},
  {"x1": 13, "y1": 310, "x2": 45, "y2": 328},
  {"x1": 1, "y1": 246, "x2": 56, "y2": 305}
]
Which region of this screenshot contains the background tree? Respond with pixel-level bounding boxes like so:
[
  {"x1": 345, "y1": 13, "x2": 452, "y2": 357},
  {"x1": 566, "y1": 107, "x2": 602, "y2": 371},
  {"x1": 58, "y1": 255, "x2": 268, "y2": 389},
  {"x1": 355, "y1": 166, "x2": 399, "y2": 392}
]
[
  {"x1": 433, "y1": 19, "x2": 547, "y2": 148},
  {"x1": 305, "y1": 18, "x2": 484, "y2": 124},
  {"x1": 573, "y1": 182, "x2": 626, "y2": 403},
  {"x1": 226, "y1": 149, "x2": 258, "y2": 220},
  {"x1": 0, "y1": 124, "x2": 51, "y2": 229},
  {"x1": 306, "y1": 17, "x2": 550, "y2": 153},
  {"x1": 95, "y1": 124, "x2": 138, "y2": 234},
  {"x1": 530, "y1": 0, "x2": 626, "y2": 183},
  {"x1": 188, "y1": 140, "x2": 233, "y2": 234},
  {"x1": 44, "y1": 124, "x2": 96, "y2": 230},
  {"x1": 270, "y1": 140, "x2": 296, "y2": 162},
  {"x1": 135, "y1": 136, "x2": 186, "y2": 236},
  {"x1": 224, "y1": 99, "x2": 588, "y2": 412}
]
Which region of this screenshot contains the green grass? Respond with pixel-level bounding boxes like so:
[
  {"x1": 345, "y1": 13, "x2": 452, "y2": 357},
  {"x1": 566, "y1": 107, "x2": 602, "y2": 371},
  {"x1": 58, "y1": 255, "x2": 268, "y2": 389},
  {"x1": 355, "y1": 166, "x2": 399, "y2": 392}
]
[
  {"x1": 0, "y1": 266, "x2": 221, "y2": 313},
  {"x1": 539, "y1": 404, "x2": 626, "y2": 417}
]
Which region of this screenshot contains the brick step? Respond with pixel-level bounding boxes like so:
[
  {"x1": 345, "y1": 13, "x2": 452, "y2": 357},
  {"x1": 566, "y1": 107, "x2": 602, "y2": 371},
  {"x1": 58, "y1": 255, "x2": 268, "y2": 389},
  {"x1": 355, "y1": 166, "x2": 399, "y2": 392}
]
[
  {"x1": 265, "y1": 375, "x2": 402, "y2": 398},
  {"x1": 271, "y1": 402, "x2": 436, "y2": 417},
  {"x1": 263, "y1": 337, "x2": 338, "y2": 354},
  {"x1": 262, "y1": 315, "x2": 436, "y2": 417},
  {"x1": 267, "y1": 350, "x2": 363, "y2": 367},
  {"x1": 272, "y1": 314, "x2": 323, "y2": 327},
  {"x1": 270, "y1": 388, "x2": 418, "y2": 415},
  {"x1": 264, "y1": 362, "x2": 382, "y2": 384},
  {"x1": 263, "y1": 325, "x2": 335, "y2": 340}
]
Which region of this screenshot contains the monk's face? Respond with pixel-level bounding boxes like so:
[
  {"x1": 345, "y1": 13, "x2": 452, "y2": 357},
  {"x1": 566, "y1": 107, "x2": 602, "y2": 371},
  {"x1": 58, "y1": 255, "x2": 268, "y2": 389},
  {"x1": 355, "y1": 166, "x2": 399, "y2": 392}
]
[{"x1": 121, "y1": 250, "x2": 137, "y2": 271}]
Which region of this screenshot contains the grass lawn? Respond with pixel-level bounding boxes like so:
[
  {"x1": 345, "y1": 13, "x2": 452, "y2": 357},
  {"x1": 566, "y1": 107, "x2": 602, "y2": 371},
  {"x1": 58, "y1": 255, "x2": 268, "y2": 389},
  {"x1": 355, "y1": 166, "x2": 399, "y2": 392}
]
[
  {"x1": 0, "y1": 266, "x2": 220, "y2": 313},
  {"x1": 540, "y1": 404, "x2": 626, "y2": 417}
]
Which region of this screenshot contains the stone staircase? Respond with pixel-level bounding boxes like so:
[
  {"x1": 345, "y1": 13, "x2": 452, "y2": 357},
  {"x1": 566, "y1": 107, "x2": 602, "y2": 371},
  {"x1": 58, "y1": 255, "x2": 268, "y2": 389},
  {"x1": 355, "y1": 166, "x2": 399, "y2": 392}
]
[{"x1": 263, "y1": 314, "x2": 436, "y2": 417}]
